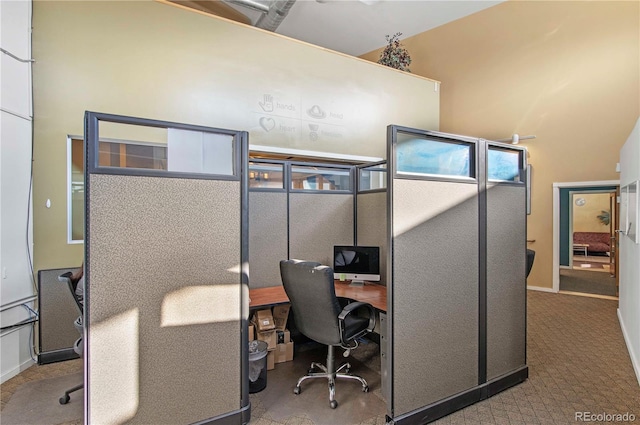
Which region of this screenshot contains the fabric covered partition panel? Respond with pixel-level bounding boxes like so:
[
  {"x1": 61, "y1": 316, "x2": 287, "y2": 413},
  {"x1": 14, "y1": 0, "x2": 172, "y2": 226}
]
[
  {"x1": 37, "y1": 267, "x2": 82, "y2": 364},
  {"x1": 386, "y1": 126, "x2": 528, "y2": 423},
  {"x1": 289, "y1": 193, "x2": 354, "y2": 265},
  {"x1": 356, "y1": 191, "x2": 387, "y2": 286},
  {"x1": 88, "y1": 175, "x2": 242, "y2": 424},
  {"x1": 85, "y1": 112, "x2": 248, "y2": 425},
  {"x1": 249, "y1": 191, "x2": 288, "y2": 288},
  {"x1": 391, "y1": 179, "x2": 479, "y2": 415},
  {"x1": 486, "y1": 184, "x2": 527, "y2": 380}
]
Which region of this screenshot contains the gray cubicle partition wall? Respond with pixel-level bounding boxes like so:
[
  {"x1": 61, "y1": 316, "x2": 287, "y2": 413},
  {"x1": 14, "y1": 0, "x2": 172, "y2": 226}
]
[
  {"x1": 389, "y1": 173, "x2": 480, "y2": 417},
  {"x1": 249, "y1": 191, "x2": 288, "y2": 288},
  {"x1": 37, "y1": 267, "x2": 82, "y2": 364},
  {"x1": 289, "y1": 192, "x2": 354, "y2": 265},
  {"x1": 85, "y1": 112, "x2": 249, "y2": 425},
  {"x1": 486, "y1": 147, "x2": 527, "y2": 382},
  {"x1": 356, "y1": 191, "x2": 387, "y2": 286},
  {"x1": 386, "y1": 126, "x2": 528, "y2": 424}
]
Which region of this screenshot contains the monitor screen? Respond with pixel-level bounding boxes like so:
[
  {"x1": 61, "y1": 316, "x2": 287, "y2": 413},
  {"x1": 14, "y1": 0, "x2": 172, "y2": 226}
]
[{"x1": 333, "y1": 246, "x2": 380, "y2": 282}]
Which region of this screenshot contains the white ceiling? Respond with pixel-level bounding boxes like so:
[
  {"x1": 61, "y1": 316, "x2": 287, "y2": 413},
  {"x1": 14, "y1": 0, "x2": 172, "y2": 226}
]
[{"x1": 229, "y1": 0, "x2": 504, "y2": 56}]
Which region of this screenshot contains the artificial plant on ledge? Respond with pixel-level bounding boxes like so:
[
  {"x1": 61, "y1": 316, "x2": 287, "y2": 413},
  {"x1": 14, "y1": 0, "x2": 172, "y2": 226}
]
[{"x1": 378, "y1": 32, "x2": 412, "y2": 72}]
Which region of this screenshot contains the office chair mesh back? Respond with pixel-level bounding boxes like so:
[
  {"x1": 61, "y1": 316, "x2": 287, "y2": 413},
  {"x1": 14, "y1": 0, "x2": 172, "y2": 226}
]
[
  {"x1": 58, "y1": 271, "x2": 84, "y2": 405},
  {"x1": 280, "y1": 260, "x2": 343, "y2": 346}
]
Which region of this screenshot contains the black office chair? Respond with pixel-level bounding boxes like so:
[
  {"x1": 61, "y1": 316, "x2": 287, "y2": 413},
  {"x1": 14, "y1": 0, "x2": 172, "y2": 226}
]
[
  {"x1": 526, "y1": 249, "x2": 536, "y2": 278},
  {"x1": 58, "y1": 271, "x2": 84, "y2": 405},
  {"x1": 279, "y1": 259, "x2": 376, "y2": 409}
]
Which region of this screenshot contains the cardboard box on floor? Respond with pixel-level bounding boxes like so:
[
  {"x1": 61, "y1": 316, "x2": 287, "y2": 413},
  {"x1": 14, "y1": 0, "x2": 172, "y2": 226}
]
[
  {"x1": 248, "y1": 324, "x2": 255, "y2": 341},
  {"x1": 274, "y1": 341, "x2": 294, "y2": 363},
  {"x1": 257, "y1": 329, "x2": 277, "y2": 350},
  {"x1": 276, "y1": 329, "x2": 290, "y2": 344},
  {"x1": 270, "y1": 328, "x2": 293, "y2": 364},
  {"x1": 253, "y1": 309, "x2": 275, "y2": 332},
  {"x1": 267, "y1": 350, "x2": 275, "y2": 370},
  {"x1": 272, "y1": 304, "x2": 290, "y2": 331}
]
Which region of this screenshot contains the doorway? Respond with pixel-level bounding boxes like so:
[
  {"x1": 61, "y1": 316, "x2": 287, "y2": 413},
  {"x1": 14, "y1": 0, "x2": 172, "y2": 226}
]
[{"x1": 553, "y1": 181, "x2": 620, "y2": 298}]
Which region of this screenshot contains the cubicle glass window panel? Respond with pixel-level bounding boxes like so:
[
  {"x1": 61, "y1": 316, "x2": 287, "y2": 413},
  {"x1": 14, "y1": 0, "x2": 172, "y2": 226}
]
[
  {"x1": 290, "y1": 164, "x2": 352, "y2": 192},
  {"x1": 248, "y1": 161, "x2": 284, "y2": 189},
  {"x1": 395, "y1": 132, "x2": 475, "y2": 180},
  {"x1": 487, "y1": 147, "x2": 523, "y2": 182},
  {"x1": 68, "y1": 136, "x2": 168, "y2": 243},
  {"x1": 358, "y1": 163, "x2": 387, "y2": 192},
  {"x1": 94, "y1": 120, "x2": 237, "y2": 177},
  {"x1": 98, "y1": 141, "x2": 167, "y2": 170}
]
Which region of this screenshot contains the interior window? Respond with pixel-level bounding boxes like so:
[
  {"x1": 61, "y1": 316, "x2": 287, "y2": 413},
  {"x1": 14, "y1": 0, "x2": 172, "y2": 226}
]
[
  {"x1": 487, "y1": 147, "x2": 522, "y2": 182},
  {"x1": 290, "y1": 165, "x2": 352, "y2": 191},
  {"x1": 248, "y1": 162, "x2": 285, "y2": 189},
  {"x1": 68, "y1": 137, "x2": 168, "y2": 243},
  {"x1": 396, "y1": 133, "x2": 475, "y2": 179}
]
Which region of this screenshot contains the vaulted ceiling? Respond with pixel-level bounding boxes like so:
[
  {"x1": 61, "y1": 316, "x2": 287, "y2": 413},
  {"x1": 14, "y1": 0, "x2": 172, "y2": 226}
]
[{"x1": 169, "y1": 0, "x2": 504, "y2": 56}]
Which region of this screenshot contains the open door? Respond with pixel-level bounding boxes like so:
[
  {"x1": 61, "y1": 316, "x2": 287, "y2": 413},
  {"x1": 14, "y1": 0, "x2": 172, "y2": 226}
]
[{"x1": 610, "y1": 189, "x2": 620, "y2": 293}]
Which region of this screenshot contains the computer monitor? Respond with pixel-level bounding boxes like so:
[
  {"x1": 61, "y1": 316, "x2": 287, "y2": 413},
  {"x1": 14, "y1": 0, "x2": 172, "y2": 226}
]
[{"x1": 333, "y1": 246, "x2": 380, "y2": 285}]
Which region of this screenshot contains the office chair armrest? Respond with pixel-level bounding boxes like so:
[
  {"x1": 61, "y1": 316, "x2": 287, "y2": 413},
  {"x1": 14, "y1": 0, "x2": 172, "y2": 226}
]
[
  {"x1": 58, "y1": 271, "x2": 73, "y2": 282},
  {"x1": 338, "y1": 301, "x2": 376, "y2": 345},
  {"x1": 338, "y1": 301, "x2": 375, "y2": 322},
  {"x1": 59, "y1": 271, "x2": 80, "y2": 287}
]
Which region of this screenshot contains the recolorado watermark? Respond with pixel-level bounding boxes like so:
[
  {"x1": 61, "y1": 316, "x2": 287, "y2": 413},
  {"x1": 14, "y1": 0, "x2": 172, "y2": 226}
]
[{"x1": 575, "y1": 412, "x2": 636, "y2": 422}]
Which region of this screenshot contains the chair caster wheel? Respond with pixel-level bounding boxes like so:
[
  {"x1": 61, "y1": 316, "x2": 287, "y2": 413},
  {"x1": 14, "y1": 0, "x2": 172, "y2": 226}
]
[
  {"x1": 293, "y1": 386, "x2": 301, "y2": 395},
  {"x1": 330, "y1": 400, "x2": 338, "y2": 409},
  {"x1": 363, "y1": 385, "x2": 369, "y2": 393},
  {"x1": 59, "y1": 395, "x2": 70, "y2": 405}
]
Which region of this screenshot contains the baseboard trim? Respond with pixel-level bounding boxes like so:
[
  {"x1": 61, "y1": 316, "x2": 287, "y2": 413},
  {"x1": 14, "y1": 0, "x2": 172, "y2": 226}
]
[
  {"x1": 485, "y1": 366, "x2": 529, "y2": 397},
  {"x1": 617, "y1": 308, "x2": 640, "y2": 387},
  {"x1": 192, "y1": 403, "x2": 251, "y2": 425},
  {"x1": 38, "y1": 348, "x2": 79, "y2": 365},
  {"x1": 527, "y1": 285, "x2": 556, "y2": 293},
  {"x1": 558, "y1": 290, "x2": 618, "y2": 301},
  {"x1": 390, "y1": 387, "x2": 482, "y2": 425},
  {"x1": 1, "y1": 357, "x2": 35, "y2": 384},
  {"x1": 390, "y1": 367, "x2": 528, "y2": 424}
]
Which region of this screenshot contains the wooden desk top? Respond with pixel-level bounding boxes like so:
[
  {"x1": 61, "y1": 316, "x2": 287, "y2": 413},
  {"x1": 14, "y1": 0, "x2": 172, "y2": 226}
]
[{"x1": 249, "y1": 280, "x2": 387, "y2": 312}]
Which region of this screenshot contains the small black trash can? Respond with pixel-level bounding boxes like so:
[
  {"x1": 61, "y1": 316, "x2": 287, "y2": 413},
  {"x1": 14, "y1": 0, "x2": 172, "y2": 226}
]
[{"x1": 248, "y1": 340, "x2": 268, "y2": 393}]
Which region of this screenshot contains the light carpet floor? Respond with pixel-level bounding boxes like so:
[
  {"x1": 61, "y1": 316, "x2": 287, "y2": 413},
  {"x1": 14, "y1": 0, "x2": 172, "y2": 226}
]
[{"x1": 2, "y1": 291, "x2": 639, "y2": 424}]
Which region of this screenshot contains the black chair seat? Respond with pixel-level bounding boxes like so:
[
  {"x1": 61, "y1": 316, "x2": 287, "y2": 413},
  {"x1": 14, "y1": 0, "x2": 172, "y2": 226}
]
[{"x1": 343, "y1": 314, "x2": 370, "y2": 340}]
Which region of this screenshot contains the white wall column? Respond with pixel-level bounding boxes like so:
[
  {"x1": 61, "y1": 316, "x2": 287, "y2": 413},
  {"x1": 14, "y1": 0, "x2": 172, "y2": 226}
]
[
  {"x1": 618, "y1": 117, "x2": 640, "y2": 386},
  {"x1": 1, "y1": 0, "x2": 36, "y2": 383}
]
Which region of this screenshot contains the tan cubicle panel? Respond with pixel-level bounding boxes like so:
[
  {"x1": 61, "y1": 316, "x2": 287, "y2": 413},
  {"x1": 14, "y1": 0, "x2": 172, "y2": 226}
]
[
  {"x1": 85, "y1": 113, "x2": 249, "y2": 424},
  {"x1": 390, "y1": 178, "x2": 480, "y2": 415},
  {"x1": 249, "y1": 191, "x2": 288, "y2": 288},
  {"x1": 386, "y1": 126, "x2": 528, "y2": 424},
  {"x1": 248, "y1": 161, "x2": 356, "y2": 287},
  {"x1": 289, "y1": 192, "x2": 354, "y2": 266},
  {"x1": 356, "y1": 190, "x2": 388, "y2": 286},
  {"x1": 37, "y1": 267, "x2": 82, "y2": 364},
  {"x1": 486, "y1": 182, "x2": 527, "y2": 380}
]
